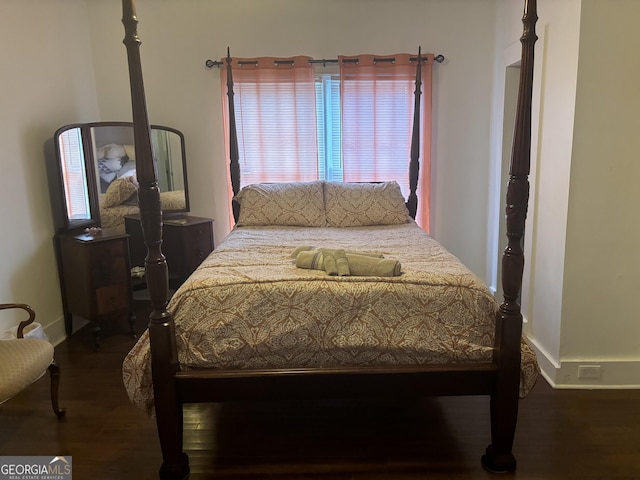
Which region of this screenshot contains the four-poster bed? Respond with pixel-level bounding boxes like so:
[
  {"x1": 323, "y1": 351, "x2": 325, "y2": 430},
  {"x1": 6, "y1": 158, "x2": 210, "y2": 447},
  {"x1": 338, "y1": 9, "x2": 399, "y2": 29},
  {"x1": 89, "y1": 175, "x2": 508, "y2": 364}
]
[{"x1": 119, "y1": 1, "x2": 539, "y2": 478}]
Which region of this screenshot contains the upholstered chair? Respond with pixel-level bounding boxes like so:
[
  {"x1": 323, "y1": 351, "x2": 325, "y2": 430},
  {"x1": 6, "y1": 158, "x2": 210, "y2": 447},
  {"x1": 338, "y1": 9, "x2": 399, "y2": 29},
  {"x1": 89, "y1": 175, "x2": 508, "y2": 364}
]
[{"x1": 0, "y1": 303, "x2": 65, "y2": 417}]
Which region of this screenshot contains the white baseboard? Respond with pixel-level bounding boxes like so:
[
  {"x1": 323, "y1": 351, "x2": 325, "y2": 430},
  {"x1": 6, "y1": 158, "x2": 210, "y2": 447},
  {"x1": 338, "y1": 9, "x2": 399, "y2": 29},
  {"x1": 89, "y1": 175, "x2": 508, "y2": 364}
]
[
  {"x1": 528, "y1": 336, "x2": 640, "y2": 389},
  {"x1": 42, "y1": 315, "x2": 68, "y2": 347}
]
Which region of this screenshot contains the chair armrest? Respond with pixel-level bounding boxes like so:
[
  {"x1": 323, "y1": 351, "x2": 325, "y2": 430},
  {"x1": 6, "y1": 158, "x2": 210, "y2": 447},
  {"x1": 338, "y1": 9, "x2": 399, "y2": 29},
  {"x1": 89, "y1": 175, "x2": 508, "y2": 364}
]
[{"x1": 0, "y1": 303, "x2": 36, "y2": 339}]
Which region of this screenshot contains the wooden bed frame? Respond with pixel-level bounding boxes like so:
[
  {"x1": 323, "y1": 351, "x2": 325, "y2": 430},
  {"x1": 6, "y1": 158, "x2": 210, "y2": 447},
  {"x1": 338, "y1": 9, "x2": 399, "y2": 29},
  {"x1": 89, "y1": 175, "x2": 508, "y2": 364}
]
[{"x1": 121, "y1": 1, "x2": 537, "y2": 478}]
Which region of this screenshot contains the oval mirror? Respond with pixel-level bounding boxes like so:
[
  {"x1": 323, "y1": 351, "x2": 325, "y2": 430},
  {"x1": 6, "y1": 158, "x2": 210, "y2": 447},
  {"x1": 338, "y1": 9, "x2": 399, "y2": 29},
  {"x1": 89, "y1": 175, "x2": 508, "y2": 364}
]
[
  {"x1": 90, "y1": 123, "x2": 189, "y2": 212},
  {"x1": 51, "y1": 122, "x2": 190, "y2": 234}
]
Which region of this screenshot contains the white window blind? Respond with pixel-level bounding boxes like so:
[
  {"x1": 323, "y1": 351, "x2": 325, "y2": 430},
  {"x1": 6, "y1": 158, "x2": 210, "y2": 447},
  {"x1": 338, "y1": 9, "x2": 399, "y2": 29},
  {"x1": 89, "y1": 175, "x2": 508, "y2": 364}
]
[
  {"x1": 315, "y1": 74, "x2": 342, "y2": 182},
  {"x1": 58, "y1": 129, "x2": 91, "y2": 220},
  {"x1": 235, "y1": 80, "x2": 319, "y2": 186},
  {"x1": 233, "y1": 72, "x2": 414, "y2": 193}
]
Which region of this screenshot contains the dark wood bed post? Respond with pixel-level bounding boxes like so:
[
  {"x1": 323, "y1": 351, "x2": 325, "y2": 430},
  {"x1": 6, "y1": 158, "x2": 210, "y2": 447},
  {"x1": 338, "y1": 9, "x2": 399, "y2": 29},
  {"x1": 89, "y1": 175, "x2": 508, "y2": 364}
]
[
  {"x1": 482, "y1": 0, "x2": 537, "y2": 473},
  {"x1": 406, "y1": 47, "x2": 423, "y2": 220},
  {"x1": 121, "y1": 2, "x2": 189, "y2": 479},
  {"x1": 226, "y1": 50, "x2": 242, "y2": 222}
]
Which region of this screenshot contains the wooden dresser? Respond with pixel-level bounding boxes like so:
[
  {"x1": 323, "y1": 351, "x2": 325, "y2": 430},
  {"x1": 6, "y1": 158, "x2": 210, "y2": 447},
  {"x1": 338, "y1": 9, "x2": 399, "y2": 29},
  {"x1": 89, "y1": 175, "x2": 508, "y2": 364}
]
[
  {"x1": 125, "y1": 214, "x2": 214, "y2": 288},
  {"x1": 55, "y1": 230, "x2": 134, "y2": 349}
]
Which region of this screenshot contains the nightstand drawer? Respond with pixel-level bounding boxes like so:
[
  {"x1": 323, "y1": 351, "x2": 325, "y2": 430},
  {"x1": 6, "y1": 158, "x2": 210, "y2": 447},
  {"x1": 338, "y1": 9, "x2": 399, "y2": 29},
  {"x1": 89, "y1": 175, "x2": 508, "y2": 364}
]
[
  {"x1": 91, "y1": 252, "x2": 128, "y2": 286},
  {"x1": 181, "y1": 226, "x2": 213, "y2": 274},
  {"x1": 96, "y1": 284, "x2": 130, "y2": 314},
  {"x1": 127, "y1": 214, "x2": 214, "y2": 287}
]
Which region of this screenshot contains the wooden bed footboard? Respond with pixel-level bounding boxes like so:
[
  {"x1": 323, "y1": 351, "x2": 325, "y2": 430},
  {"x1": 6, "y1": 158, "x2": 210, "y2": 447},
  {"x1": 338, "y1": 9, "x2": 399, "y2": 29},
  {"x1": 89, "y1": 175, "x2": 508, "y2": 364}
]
[{"x1": 120, "y1": 0, "x2": 537, "y2": 478}]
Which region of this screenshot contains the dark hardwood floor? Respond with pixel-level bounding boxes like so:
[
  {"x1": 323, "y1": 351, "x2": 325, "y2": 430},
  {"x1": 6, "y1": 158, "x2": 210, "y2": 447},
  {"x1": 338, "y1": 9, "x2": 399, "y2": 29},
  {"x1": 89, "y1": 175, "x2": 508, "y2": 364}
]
[{"x1": 1, "y1": 301, "x2": 639, "y2": 479}]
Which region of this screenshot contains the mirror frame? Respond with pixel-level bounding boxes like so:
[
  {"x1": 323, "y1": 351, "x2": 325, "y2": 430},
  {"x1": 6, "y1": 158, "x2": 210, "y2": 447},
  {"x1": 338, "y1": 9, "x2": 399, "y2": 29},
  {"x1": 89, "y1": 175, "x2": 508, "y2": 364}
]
[{"x1": 52, "y1": 121, "x2": 190, "y2": 233}]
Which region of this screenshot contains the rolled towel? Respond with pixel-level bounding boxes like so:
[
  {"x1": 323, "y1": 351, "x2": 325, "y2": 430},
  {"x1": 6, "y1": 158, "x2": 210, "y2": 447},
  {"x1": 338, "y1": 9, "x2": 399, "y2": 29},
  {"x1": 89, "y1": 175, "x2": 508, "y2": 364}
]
[
  {"x1": 346, "y1": 253, "x2": 401, "y2": 277},
  {"x1": 295, "y1": 250, "x2": 325, "y2": 270},
  {"x1": 291, "y1": 245, "x2": 316, "y2": 258},
  {"x1": 291, "y1": 246, "x2": 384, "y2": 259},
  {"x1": 334, "y1": 249, "x2": 350, "y2": 276},
  {"x1": 322, "y1": 249, "x2": 338, "y2": 276},
  {"x1": 295, "y1": 249, "x2": 401, "y2": 277}
]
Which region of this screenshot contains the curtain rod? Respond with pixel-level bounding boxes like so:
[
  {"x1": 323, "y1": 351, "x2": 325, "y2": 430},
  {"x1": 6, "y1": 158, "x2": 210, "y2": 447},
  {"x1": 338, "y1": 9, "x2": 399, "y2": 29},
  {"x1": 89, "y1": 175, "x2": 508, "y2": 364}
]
[{"x1": 205, "y1": 54, "x2": 445, "y2": 69}]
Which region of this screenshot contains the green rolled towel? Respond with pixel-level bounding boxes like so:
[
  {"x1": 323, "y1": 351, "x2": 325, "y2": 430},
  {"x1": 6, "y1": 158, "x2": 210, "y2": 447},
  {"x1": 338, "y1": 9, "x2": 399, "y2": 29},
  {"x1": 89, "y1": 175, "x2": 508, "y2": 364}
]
[
  {"x1": 321, "y1": 249, "x2": 338, "y2": 276},
  {"x1": 334, "y1": 249, "x2": 350, "y2": 276},
  {"x1": 291, "y1": 246, "x2": 384, "y2": 259},
  {"x1": 294, "y1": 248, "x2": 401, "y2": 277},
  {"x1": 291, "y1": 246, "x2": 316, "y2": 258},
  {"x1": 295, "y1": 250, "x2": 324, "y2": 270},
  {"x1": 346, "y1": 253, "x2": 401, "y2": 277}
]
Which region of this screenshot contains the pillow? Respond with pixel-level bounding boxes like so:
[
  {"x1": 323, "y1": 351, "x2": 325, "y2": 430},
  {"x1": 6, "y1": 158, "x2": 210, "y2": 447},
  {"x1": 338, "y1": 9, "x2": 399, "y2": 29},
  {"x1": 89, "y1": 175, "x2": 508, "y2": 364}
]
[
  {"x1": 123, "y1": 144, "x2": 135, "y2": 160},
  {"x1": 97, "y1": 157, "x2": 122, "y2": 184},
  {"x1": 98, "y1": 157, "x2": 123, "y2": 173},
  {"x1": 234, "y1": 181, "x2": 326, "y2": 227},
  {"x1": 324, "y1": 181, "x2": 410, "y2": 227},
  {"x1": 102, "y1": 143, "x2": 126, "y2": 159},
  {"x1": 96, "y1": 145, "x2": 107, "y2": 159},
  {"x1": 117, "y1": 160, "x2": 136, "y2": 179},
  {"x1": 102, "y1": 177, "x2": 138, "y2": 208}
]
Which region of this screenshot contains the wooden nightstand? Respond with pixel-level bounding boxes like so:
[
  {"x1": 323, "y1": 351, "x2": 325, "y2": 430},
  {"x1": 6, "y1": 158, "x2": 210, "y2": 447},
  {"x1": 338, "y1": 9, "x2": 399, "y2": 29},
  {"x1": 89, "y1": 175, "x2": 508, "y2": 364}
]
[
  {"x1": 55, "y1": 230, "x2": 134, "y2": 349},
  {"x1": 125, "y1": 214, "x2": 214, "y2": 289}
]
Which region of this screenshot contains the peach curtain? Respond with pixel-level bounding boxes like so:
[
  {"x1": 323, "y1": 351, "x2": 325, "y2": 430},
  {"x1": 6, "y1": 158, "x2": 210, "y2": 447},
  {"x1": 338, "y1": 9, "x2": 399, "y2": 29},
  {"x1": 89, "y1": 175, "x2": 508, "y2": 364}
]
[
  {"x1": 220, "y1": 56, "x2": 318, "y2": 226},
  {"x1": 339, "y1": 53, "x2": 433, "y2": 231}
]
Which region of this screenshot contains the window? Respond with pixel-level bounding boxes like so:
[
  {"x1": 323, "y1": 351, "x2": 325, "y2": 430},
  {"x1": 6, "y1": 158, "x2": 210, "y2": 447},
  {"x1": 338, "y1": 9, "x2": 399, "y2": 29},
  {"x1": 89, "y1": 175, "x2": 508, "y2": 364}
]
[
  {"x1": 339, "y1": 54, "x2": 419, "y2": 200},
  {"x1": 58, "y1": 128, "x2": 91, "y2": 220},
  {"x1": 221, "y1": 53, "x2": 433, "y2": 229},
  {"x1": 315, "y1": 73, "x2": 342, "y2": 182},
  {"x1": 226, "y1": 56, "x2": 319, "y2": 186}
]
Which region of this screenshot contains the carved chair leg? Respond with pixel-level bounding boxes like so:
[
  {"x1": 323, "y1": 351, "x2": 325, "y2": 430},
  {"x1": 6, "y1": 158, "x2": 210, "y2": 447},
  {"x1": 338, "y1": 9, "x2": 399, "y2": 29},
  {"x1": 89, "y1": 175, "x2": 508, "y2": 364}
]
[{"x1": 48, "y1": 362, "x2": 66, "y2": 418}]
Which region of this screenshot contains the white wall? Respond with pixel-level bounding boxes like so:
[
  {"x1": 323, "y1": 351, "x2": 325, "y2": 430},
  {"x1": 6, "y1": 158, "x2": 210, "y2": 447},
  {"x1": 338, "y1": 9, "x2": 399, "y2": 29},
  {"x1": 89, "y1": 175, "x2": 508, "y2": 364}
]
[
  {"x1": 83, "y1": 0, "x2": 499, "y2": 281},
  {"x1": 526, "y1": 0, "x2": 582, "y2": 382},
  {"x1": 0, "y1": 0, "x2": 99, "y2": 341},
  {"x1": 496, "y1": 0, "x2": 640, "y2": 387},
  {"x1": 495, "y1": 0, "x2": 582, "y2": 381},
  {"x1": 560, "y1": 0, "x2": 640, "y2": 385}
]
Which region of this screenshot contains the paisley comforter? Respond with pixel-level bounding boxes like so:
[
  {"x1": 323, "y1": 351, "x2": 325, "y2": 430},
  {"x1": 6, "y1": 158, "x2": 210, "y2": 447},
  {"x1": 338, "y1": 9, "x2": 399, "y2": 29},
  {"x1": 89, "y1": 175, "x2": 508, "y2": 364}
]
[{"x1": 123, "y1": 221, "x2": 538, "y2": 415}]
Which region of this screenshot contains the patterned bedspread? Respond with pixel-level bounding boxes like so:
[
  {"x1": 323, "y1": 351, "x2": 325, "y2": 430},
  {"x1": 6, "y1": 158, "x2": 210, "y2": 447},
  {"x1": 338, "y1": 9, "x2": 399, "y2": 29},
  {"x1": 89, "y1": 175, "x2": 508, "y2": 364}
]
[
  {"x1": 99, "y1": 203, "x2": 139, "y2": 234},
  {"x1": 99, "y1": 190, "x2": 186, "y2": 234},
  {"x1": 123, "y1": 221, "x2": 538, "y2": 415}
]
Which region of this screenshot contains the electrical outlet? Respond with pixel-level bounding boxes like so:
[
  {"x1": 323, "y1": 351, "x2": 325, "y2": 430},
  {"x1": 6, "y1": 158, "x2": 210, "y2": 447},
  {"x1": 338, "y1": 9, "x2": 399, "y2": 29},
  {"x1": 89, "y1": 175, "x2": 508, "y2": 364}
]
[{"x1": 578, "y1": 365, "x2": 602, "y2": 380}]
